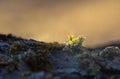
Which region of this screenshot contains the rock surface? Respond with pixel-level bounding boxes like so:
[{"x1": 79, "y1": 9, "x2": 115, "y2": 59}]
[{"x1": 0, "y1": 34, "x2": 120, "y2": 79}]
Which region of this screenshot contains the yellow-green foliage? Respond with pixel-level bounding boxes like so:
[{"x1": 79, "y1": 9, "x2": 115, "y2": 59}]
[
  {"x1": 67, "y1": 35, "x2": 85, "y2": 46},
  {"x1": 10, "y1": 41, "x2": 22, "y2": 55}
]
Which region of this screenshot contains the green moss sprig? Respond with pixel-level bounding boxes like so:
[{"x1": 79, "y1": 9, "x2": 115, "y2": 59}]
[{"x1": 66, "y1": 35, "x2": 86, "y2": 46}]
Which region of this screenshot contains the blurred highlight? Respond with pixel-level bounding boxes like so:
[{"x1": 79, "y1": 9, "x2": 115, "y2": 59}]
[{"x1": 0, "y1": 0, "x2": 120, "y2": 47}]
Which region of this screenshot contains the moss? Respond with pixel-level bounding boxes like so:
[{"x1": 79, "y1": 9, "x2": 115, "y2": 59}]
[
  {"x1": 27, "y1": 48, "x2": 32, "y2": 54},
  {"x1": 10, "y1": 41, "x2": 22, "y2": 55},
  {"x1": 66, "y1": 35, "x2": 85, "y2": 46},
  {"x1": 31, "y1": 41, "x2": 64, "y2": 54},
  {"x1": 111, "y1": 75, "x2": 117, "y2": 79},
  {"x1": 6, "y1": 58, "x2": 19, "y2": 72},
  {"x1": 22, "y1": 71, "x2": 32, "y2": 76},
  {"x1": 0, "y1": 57, "x2": 8, "y2": 66},
  {"x1": 25, "y1": 53, "x2": 53, "y2": 72},
  {"x1": 100, "y1": 46, "x2": 120, "y2": 58},
  {"x1": 47, "y1": 42, "x2": 65, "y2": 53},
  {"x1": 63, "y1": 35, "x2": 86, "y2": 54}
]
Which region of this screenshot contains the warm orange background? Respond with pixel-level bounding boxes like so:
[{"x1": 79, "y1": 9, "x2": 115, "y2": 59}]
[{"x1": 0, "y1": 0, "x2": 120, "y2": 47}]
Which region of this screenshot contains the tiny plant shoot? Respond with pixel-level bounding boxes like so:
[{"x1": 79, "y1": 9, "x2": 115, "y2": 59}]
[{"x1": 66, "y1": 35, "x2": 86, "y2": 46}]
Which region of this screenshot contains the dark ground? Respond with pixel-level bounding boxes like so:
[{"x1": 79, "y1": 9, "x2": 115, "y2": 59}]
[{"x1": 0, "y1": 34, "x2": 120, "y2": 79}]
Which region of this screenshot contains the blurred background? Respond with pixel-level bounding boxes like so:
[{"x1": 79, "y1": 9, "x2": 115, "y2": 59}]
[{"x1": 0, "y1": 0, "x2": 120, "y2": 47}]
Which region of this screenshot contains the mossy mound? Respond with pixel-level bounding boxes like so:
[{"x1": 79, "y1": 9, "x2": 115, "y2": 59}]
[{"x1": 0, "y1": 34, "x2": 120, "y2": 79}]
